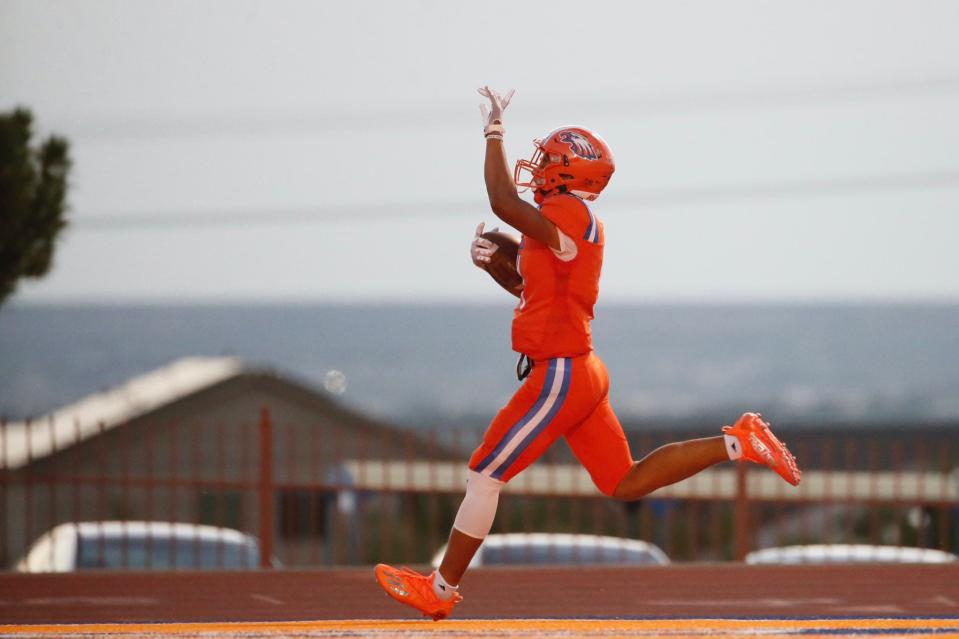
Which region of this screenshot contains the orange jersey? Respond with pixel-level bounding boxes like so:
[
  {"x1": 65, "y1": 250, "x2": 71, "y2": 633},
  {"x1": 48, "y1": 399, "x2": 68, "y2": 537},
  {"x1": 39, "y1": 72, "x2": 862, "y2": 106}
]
[{"x1": 512, "y1": 193, "x2": 604, "y2": 360}]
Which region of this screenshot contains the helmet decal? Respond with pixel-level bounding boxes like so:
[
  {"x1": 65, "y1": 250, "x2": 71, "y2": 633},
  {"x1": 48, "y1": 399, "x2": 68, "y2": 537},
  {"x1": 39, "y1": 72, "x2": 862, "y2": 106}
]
[{"x1": 557, "y1": 130, "x2": 601, "y2": 160}]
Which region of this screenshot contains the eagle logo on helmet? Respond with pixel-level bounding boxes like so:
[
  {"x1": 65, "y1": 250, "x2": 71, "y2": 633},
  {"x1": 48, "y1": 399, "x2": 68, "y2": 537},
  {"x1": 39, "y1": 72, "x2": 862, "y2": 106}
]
[{"x1": 557, "y1": 130, "x2": 601, "y2": 160}]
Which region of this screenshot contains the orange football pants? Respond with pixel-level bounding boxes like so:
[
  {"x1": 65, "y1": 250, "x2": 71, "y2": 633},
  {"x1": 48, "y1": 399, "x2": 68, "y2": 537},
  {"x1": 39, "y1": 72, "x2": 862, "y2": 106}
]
[{"x1": 469, "y1": 351, "x2": 634, "y2": 496}]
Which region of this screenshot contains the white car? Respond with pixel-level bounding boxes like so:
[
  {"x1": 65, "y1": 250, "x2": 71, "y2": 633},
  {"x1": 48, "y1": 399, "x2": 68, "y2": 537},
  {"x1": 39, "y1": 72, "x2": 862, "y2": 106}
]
[
  {"x1": 15, "y1": 521, "x2": 270, "y2": 572},
  {"x1": 745, "y1": 544, "x2": 958, "y2": 565},
  {"x1": 431, "y1": 533, "x2": 669, "y2": 569}
]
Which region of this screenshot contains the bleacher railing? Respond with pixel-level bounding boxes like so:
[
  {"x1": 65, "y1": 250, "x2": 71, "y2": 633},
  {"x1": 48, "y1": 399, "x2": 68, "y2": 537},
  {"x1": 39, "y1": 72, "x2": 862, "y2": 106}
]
[{"x1": 1, "y1": 409, "x2": 957, "y2": 570}]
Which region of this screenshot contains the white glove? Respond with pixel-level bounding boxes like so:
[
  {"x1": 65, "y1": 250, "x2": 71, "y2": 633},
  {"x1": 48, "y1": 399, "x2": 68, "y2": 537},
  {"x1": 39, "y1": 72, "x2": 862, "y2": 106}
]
[
  {"x1": 470, "y1": 222, "x2": 498, "y2": 268},
  {"x1": 478, "y1": 86, "x2": 514, "y2": 138}
]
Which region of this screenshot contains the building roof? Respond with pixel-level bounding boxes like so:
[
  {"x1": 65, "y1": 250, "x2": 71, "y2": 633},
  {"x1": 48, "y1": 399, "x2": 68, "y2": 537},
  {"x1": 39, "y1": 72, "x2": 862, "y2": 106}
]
[{"x1": 1, "y1": 357, "x2": 243, "y2": 470}]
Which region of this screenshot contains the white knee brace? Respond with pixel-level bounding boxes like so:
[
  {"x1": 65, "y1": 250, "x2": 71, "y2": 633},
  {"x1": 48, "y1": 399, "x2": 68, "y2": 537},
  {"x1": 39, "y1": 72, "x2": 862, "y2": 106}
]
[{"x1": 452, "y1": 470, "x2": 504, "y2": 540}]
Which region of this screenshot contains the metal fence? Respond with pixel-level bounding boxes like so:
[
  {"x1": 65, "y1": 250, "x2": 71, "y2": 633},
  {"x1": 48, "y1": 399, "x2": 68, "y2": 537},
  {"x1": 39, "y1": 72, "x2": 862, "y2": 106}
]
[{"x1": 2, "y1": 410, "x2": 957, "y2": 570}]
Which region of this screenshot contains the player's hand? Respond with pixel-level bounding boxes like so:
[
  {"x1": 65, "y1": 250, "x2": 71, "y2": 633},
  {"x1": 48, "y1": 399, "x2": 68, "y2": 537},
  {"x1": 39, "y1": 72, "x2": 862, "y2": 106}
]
[
  {"x1": 471, "y1": 222, "x2": 498, "y2": 268},
  {"x1": 478, "y1": 86, "x2": 514, "y2": 128}
]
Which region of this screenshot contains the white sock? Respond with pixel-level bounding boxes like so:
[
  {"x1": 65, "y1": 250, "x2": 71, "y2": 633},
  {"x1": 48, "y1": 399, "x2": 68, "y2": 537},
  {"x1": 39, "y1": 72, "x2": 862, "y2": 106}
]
[
  {"x1": 724, "y1": 433, "x2": 743, "y2": 460},
  {"x1": 431, "y1": 570, "x2": 458, "y2": 601}
]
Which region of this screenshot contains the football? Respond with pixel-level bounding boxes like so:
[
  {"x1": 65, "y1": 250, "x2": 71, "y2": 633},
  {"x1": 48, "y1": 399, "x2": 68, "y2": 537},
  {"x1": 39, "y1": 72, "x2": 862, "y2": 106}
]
[{"x1": 481, "y1": 231, "x2": 523, "y2": 295}]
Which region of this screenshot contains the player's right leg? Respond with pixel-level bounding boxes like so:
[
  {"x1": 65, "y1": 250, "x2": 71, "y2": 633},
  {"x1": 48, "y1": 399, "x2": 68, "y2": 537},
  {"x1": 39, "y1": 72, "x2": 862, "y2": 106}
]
[
  {"x1": 722, "y1": 412, "x2": 801, "y2": 485},
  {"x1": 570, "y1": 407, "x2": 800, "y2": 500},
  {"x1": 571, "y1": 410, "x2": 801, "y2": 500},
  {"x1": 610, "y1": 432, "x2": 729, "y2": 500},
  {"x1": 564, "y1": 357, "x2": 799, "y2": 499}
]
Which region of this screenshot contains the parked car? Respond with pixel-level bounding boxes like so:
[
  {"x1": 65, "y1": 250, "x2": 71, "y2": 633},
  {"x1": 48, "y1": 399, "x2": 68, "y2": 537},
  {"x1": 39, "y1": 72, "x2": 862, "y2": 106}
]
[
  {"x1": 745, "y1": 544, "x2": 958, "y2": 565},
  {"x1": 431, "y1": 533, "x2": 669, "y2": 569},
  {"x1": 15, "y1": 521, "x2": 274, "y2": 572}
]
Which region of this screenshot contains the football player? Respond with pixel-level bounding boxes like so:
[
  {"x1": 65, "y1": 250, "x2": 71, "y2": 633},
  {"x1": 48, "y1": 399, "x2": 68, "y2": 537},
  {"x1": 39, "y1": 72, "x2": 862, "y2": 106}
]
[{"x1": 375, "y1": 87, "x2": 801, "y2": 620}]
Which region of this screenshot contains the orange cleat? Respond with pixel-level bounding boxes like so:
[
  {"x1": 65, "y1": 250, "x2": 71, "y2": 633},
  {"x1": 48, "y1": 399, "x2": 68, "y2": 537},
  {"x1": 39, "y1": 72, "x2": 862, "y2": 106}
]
[
  {"x1": 374, "y1": 563, "x2": 463, "y2": 621},
  {"x1": 723, "y1": 412, "x2": 801, "y2": 486}
]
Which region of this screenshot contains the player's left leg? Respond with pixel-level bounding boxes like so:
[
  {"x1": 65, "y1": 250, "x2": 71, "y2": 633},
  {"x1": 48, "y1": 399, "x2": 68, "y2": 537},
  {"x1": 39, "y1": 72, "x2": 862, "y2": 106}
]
[
  {"x1": 439, "y1": 470, "x2": 502, "y2": 584},
  {"x1": 374, "y1": 563, "x2": 462, "y2": 621},
  {"x1": 376, "y1": 355, "x2": 595, "y2": 620},
  {"x1": 437, "y1": 356, "x2": 600, "y2": 581}
]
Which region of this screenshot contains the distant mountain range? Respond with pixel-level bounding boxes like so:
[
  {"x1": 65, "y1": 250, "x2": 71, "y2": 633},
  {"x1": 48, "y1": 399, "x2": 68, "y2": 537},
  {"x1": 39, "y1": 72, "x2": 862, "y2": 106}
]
[{"x1": 2, "y1": 303, "x2": 957, "y2": 427}]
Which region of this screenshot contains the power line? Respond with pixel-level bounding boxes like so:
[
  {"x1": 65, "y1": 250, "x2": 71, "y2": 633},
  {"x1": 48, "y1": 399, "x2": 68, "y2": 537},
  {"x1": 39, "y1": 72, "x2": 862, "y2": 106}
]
[
  {"x1": 616, "y1": 170, "x2": 959, "y2": 207},
  {"x1": 57, "y1": 72, "x2": 959, "y2": 140},
  {"x1": 73, "y1": 169, "x2": 959, "y2": 231}
]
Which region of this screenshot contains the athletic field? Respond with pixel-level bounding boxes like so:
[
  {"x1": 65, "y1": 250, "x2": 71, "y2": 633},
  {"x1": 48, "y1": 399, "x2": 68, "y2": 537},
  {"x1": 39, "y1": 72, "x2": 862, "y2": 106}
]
[
  {"x1": 1, "y1": 565, "x2": 957, "y2": 638},
  {"x1": 3, "y1": 618, "x2": 959, "y2": 638}
]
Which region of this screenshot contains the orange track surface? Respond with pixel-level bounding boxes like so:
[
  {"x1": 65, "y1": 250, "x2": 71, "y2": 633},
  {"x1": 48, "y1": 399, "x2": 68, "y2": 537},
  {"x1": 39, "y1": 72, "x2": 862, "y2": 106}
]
[
  {"x1": 2, "y1": 618, "x2": 959, "y2": 638},
  {"x1": 0, "y1": 564, "x2": 957, "y2": 629}
]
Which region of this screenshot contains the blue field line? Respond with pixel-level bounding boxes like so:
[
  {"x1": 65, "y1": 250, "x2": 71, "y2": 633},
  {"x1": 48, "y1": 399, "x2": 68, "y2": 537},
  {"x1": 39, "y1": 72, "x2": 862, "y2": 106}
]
[
  {"x1": 796, "y1": 630, "x2": 959, "y2": 636},
  {"x1": 482, "y1": 615, "x2": 959, "y2": 621}
]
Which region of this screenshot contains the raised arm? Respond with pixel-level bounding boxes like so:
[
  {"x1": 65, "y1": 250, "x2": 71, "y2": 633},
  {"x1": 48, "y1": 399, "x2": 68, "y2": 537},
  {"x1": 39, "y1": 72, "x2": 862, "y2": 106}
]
[{"x1": 478, "y1": 87, "x2": 560, "y2": 251}]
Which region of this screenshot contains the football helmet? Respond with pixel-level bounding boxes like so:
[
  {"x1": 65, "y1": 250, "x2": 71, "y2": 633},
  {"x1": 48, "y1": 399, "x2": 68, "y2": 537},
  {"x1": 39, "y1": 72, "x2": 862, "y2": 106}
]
[{"x1": 514, "y1": 126, "x2": 615, "y2": 201}]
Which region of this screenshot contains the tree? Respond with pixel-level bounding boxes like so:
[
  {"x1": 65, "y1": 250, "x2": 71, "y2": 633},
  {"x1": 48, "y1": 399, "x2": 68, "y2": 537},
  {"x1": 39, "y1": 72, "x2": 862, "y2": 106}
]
[{"x1": 0, "y1": 107, "x2": 72, "y2": 307}]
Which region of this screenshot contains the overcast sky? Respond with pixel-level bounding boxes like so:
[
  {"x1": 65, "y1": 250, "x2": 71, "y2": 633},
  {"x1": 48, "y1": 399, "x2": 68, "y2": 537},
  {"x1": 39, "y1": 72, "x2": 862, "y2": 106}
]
[{"x1": 3, "y1": 0, "x2": 958, "y2": 304}]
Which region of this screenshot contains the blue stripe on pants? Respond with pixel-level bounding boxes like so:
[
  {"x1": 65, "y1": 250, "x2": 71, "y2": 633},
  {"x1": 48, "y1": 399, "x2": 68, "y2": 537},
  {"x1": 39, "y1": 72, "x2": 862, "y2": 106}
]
[
  {"x1": 491, "y1": 359, "x2": 571, "y2": 480},
  {"x1": 472, "y1": 359, "x2": 558, "y2": 474}
]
